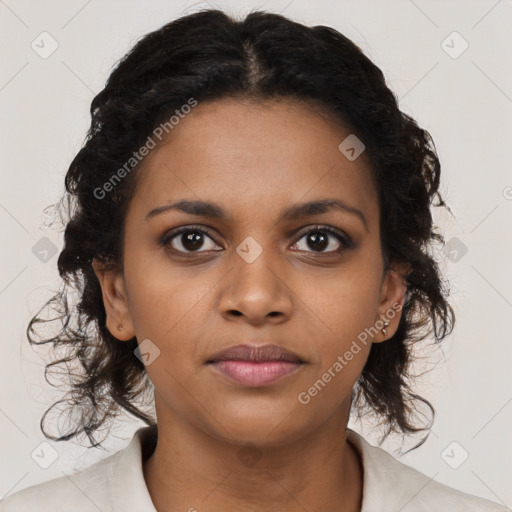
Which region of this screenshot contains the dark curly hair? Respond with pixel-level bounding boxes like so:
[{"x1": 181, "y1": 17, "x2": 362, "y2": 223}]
[{"x1": 28, "y1": 8, "x2": 455, "y2": 449}]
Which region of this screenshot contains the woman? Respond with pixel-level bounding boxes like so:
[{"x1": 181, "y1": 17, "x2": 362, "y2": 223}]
[{"x1": 1, "y1": 8, "x2": 508, "y2": 512}]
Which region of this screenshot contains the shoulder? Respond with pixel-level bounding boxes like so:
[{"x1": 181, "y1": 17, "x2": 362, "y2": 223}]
[
  {"x1": 347, "y1": 429, "x2": 510, "y2": 512},
  {"x1": 0, "y1": 426, "x2": 156, "y2": 512},
  {"x1": 0, "y1": 449, "x2": 116, "y2": 512}
]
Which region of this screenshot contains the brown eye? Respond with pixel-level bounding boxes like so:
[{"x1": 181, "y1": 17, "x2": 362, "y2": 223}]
[
  {"x1": 291, "y1": 226, "x2": 353, "y2": 254},
  {"x1": 161, "y1": 226, "x2": 221, "y2": 254}
]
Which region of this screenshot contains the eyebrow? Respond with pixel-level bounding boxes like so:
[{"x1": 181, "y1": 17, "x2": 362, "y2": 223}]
[{"x1": 145, "y1": 198, "x2": 369, "y2": 232}]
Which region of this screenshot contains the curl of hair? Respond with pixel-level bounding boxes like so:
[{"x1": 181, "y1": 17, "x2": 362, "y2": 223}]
[{"x1": 28, "y1": 8, "x2": 455, "y2": 448}]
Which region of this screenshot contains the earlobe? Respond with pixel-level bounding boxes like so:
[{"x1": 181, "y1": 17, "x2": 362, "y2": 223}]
[
  {"x1": 92, "y1": 258, "x2": 135, "y2": 341},
  {"x1": 374, "y1": 262, "x2": 410, "y2": 343}
]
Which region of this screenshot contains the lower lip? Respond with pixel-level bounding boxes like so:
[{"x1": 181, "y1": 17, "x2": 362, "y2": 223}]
[{"x1": 209, "y1": 360, "x2": 303, "y2": 387}]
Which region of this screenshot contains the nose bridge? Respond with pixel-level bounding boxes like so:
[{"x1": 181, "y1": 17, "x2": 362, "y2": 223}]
[{"x1": 219, "y1": 233, "x2": 293, "y2": 322}]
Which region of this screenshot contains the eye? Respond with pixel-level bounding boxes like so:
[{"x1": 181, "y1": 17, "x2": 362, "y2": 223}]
[
  {"x1": 160, "y1": 225, "x2": 222, "y2": 254},
  {"x1": 291, "y1": 225, "x2": 353, "y2": 254},
  {"x1": 160, "y1": 224, "x2": 354, "y2": 256}
]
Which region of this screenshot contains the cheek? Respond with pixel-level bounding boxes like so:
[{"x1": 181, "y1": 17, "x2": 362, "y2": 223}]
[
  {"x1": 123, "y1": 265, "x2": 215, "y2": 413},
  {"x1": 123, "y1": 251, "x2": 218, "y2": 368},
  {"x1": 299, "y1": 260, "x2": 382, "y2": 394},
  {"x1": 124, "y1": 244, "x2": 189, "y2": 332},
  {"x1": 309, "y1": 263, "x2": 382, "y2": 346}
]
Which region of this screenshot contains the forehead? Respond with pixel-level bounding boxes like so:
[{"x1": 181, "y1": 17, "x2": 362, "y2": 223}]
[{"x1": 128, "y1": 97, "x2": 379, "y2": 229}]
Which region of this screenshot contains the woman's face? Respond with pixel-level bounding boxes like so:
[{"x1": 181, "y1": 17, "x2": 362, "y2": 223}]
[{"x1": 94, "y1": 97, "x2": 407, "y2": 446}]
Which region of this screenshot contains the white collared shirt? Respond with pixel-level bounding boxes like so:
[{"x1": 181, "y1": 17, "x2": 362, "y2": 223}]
[{"x1": 1, "y1": 426, "x2": 508, "y2": 511}]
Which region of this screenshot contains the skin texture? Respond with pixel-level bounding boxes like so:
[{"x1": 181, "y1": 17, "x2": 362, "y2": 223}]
[{"x1": 93, "y1": 98, "x2": 408, "y2": 512}]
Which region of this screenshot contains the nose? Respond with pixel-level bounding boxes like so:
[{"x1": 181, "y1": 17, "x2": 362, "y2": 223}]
[{"x1": 218, "y1": 250, "x2": 294, "y2": 326}]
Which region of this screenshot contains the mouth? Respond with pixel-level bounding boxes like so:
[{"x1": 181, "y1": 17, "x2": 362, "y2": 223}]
[{"x1": 206, "y1": 344, "x2": 305, "y2": 387}]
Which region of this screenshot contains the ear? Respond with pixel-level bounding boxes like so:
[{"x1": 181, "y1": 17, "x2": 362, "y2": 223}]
[
  {"x1": 373, "y1": 261, "x2": 411, "y2": 343},
  {"x1": 92, "y1": 258, "x2": 135, "y2": 341}
]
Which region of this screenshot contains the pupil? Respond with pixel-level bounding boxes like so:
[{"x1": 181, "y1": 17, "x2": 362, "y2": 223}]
[
  {"x1": 182, "y1": 232, "x2": 203, "y2": 251},
  {"x1": 308, "y1": 231, "x2": 328, "y2": 251},
  {"x1": 179, "y1": 231, "x2": 330, "y2": 252}
]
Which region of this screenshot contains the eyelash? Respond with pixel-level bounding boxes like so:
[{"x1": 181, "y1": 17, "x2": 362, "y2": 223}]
[{"x1": 160, "y1": 224, "x2": 354, "y2": 256}]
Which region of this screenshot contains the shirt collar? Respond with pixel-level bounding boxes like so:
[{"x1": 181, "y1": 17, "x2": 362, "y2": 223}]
[
  {"x1": 108, "y1": 425, "x2": 158, "y2": 511},
  {"x1": 346, "y1": 428, "x2": 436, "y2": 512},
  {"x1": 108, "y1": 425, "x2": 399, "y2": 512}
]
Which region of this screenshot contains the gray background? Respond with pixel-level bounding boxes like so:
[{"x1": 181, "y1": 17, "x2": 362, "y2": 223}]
[{"x1": 1, "y1": 0, "x2": 511, "y2": 506}]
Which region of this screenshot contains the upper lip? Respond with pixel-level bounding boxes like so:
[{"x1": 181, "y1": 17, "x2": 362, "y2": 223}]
[{"x1": 207, "y1": 344, "x2": 304, "y2": 364}]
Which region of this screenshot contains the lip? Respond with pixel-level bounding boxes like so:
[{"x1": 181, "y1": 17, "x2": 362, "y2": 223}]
[
  {"x1": 206, "y1": 344, "x2": 305, "y2": 387},
  {"x1": 207, "y1": 343, "x2": 304, "y2": 364},
  {"x1": 209, "y1": 360, "x2": 303, "y2": 387}
]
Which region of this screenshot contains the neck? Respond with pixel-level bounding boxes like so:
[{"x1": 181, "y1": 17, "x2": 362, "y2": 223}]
[{"x1": 143, "y1": 396, "x2": 363, "y2": 512}]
